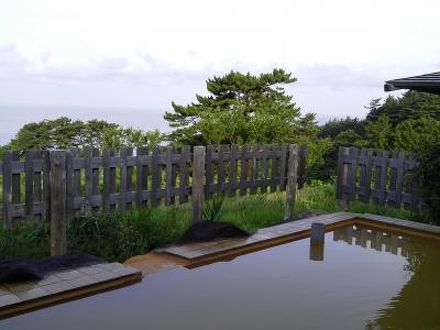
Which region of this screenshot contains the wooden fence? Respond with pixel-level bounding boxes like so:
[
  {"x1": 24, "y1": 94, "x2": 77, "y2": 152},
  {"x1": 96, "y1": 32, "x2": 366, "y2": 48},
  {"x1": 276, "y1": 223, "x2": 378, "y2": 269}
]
[
  {"x1": 336, "y1": 146, "x2": 421, "y2": 209},
  {"x1": 1, "y1": 144, "x2": 307, "y2": 254}
]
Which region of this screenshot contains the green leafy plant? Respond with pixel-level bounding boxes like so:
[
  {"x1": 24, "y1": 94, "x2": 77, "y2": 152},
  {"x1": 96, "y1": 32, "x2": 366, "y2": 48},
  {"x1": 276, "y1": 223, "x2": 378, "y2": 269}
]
[{"x1": 203, "y1": 193, "x2": 226, "y2": 221}]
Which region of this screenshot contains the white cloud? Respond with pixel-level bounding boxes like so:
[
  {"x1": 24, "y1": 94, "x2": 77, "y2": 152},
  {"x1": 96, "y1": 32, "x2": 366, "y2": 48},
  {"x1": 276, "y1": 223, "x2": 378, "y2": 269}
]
[{"x1": 0, "y1": 0, "x2": 439, "y2": 132}]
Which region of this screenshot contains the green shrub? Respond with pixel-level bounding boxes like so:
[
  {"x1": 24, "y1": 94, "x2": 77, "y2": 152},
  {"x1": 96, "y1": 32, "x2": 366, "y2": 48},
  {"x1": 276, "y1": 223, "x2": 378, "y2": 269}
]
[
  {"x1": 416, "y1": 145, "x2": 440, "y2": 224},
  {"x1": 0, "y1": 222, "x2": 50, "y2": 260},
  {"x1": 67, "y1": 206, "x2": 192, "y2": 261}
]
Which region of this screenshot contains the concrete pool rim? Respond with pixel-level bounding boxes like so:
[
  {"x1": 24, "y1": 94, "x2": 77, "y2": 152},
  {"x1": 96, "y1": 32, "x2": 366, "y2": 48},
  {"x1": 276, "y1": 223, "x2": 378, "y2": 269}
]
[{"x1": 156, "y1": 212, "x2": 440, "y2": 268}]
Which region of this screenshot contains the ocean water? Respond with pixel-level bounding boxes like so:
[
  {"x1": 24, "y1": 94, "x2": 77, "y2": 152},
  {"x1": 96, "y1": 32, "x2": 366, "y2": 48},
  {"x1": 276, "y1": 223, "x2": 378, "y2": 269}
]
[
  {"x1": 0, "y1": 105, "x2": 333, "y2": 145},
  {"x1": 0, "y1": 105, "x2": 170, "y2": 145}
]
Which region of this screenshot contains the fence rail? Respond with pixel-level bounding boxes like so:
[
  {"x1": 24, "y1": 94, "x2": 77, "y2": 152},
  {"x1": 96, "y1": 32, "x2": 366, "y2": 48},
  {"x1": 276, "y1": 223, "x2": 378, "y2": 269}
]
[
  {"x1": 1, "y1": 144, "x2": 307, "y2": 228},
  {"x1": 336, "y1": 146, "x2": 421, "y2": 210}
]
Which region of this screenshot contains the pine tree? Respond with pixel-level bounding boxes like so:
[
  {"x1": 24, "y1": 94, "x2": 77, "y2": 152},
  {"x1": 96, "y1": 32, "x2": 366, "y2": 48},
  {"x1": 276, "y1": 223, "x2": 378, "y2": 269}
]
[{"x1": 164, "y1": 69, "x2": 316, "y2": 145}]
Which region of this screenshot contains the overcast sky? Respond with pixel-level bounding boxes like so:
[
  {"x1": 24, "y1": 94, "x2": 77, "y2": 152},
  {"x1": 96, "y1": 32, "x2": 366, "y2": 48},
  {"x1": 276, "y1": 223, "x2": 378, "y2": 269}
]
[{"x1": 0, "y1": 0, "x2": 439, "y2": 140}]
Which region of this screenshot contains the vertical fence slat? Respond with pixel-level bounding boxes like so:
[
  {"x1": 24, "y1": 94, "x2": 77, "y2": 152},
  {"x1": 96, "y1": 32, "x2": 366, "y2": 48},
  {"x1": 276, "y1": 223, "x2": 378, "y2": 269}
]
[
  {"x1": 33, "y1": 151, "x2": 43, "y2": 221},
  {"x1": 261, "y1": 145, "x2": 268, "y2": 193},
  {"x1": 389, "y1": 151, "x2": 398, "y2": 196},
  {"x1": 136, "y1": 147, "x2": 147, "y2": 209},
  {"x1": 125, "y1": 148, "x2": 134, "y2": 209},
  {"x1": 394, "y1": 151, "x2": 405, "y2": 208},
  {"x1": 285, "y1": 144, "x2": 299, "y2": 221},
  {"x1": 43, "y1": 150, "x2": 51, "y2": 222},
  {"x1": 72, "y1": 150, "x2": 81, "y2": 214},
  {"x1": 377, "y1": 150, "x2": 388, "y2": 204},
  {"x1": 279, "y1": 144, "x2": 287, "y2": 191},
  {"x1": 102, "y1": 149, "x2": 111, "y2": 212},
  {"x1": 84, "y1": 149, "x2": 93, "y2": 212},
  {"x1": 192, "y1": 146, "x2": 206, "y2": 222},
  {"x1": 165, "y1": 146, "x2": 174, "y2": 206},
  {"x1": 142, "y1": 148, "x2": 149, "y2": 207},
  {"x1": 171, "y1": 151, "x2": 178, "y2": 205},
  {"x1": 11, "y1": 151, "x2": 21, "y2": 206},
  {"x1": 109, "y1": 149, "x2": 116, "y2": 210},
  {"x1": 65, "y1": 150, "x2": 74, "y2": 219},
  {"x1": 151, "y1": 147, "x2": 161, "y2": 207},
  {"x1": 50, "y1": 151, "x2": 66, "y2": 256},
  {"x1": 348, "y1": 147, "x2": 358, "y2": 200},
  {"x1": 179, "y1": 146, "x2": 190, "y2": 204},
  {"x1": 205, "y1": 145, "x2": 214, "y2": 197},
  {"x1": 24, "y1": 150, "x2": 34, "y2": 220},
  {"x1": 33, "y1": 151, "x2": 43, "y2": 205},
  {"x1": 357, "y1": 149, "x2": 367, "y2": 203},
  {"x1": 270, "y1": 145, "x2": 278, "y2": 193},
  {"x1": 218, "y1": 144, "x2": 228, "y2": 192},
  {"x1": 297, "y1": 147, "x2": 307, "y2": 189},
  {"x1": 92, "y1": 149, "x2": 100, "y2": 210},
  {"x1": 361, "y1": 148, "x2": 374, "y2": 203},
  {"x1": 250, "y1": 145, "x2": 258, "y2": 194},
  {"x1": 228, "y1": 144, "x2": 238, "y2": 197},
  {"x1": 336, "y1": 146, "x2": 346, "y2": 199},
  {"x1": 239, "y1": 144, "x2": 248, "y2": 196},
  {"x1": 2, "y1": 152, "x2": 12, "y2": 227},
  {"x1": 119, "y1": 148, "x2": 128, "y2": 211}
]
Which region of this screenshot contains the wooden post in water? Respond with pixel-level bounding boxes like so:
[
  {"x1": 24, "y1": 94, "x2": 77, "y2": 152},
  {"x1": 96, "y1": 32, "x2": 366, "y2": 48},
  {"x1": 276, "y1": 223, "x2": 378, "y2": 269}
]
[
  {"x1": 192, "y1": 146, "x2": 206, "y2": 223},
  {"x1": 50, "y1": 150, "x2": 67, "y2": 256},
  {"x1": 284, "y1": 144, "x2": 299, "y2": 221},
  {"x1": 310, "y1": 222, "x2": 325, "y2": 261}
]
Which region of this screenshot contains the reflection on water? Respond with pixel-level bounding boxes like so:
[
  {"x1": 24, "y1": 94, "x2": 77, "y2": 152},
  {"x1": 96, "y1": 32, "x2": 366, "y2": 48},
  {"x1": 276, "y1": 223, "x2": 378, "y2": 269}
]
[
  {"x1": 333, "y1": 226, "x2": 440, "y2": 330},
  {"x1": 2, "y1": 225, "x2": 439, "y2": 330}
]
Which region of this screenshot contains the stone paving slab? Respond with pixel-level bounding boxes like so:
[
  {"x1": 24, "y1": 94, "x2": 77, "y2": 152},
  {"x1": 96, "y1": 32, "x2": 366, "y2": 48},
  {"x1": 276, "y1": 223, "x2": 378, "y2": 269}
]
[
  {"x1": 158, "y1": 212, "x2": 440, "y2": 260},
  {"x1": 0, "y1": 262, "x2": 141, "y2": 319}
]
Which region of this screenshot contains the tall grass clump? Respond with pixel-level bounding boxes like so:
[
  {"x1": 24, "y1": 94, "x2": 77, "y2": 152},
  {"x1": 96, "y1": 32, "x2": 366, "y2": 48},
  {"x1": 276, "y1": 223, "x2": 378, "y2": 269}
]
[
  {"x1": 67, "y1": 205, "x2": 192, "y2": 262},
  {"x1": 0, "y1": 222, "x2": 50, "y2": 260},
  {"x1": 294, "y1": 180, "x2": 340, "y2": 215},
  {"x1": 221, "y1": 193, "x2": 285, "y2": 232},
  {"x1": 348, "y1": 200, "x2": 415, "y2": 221},
  {"x1": 217, "y1": 182, "x2": 340, "y2": 232}
]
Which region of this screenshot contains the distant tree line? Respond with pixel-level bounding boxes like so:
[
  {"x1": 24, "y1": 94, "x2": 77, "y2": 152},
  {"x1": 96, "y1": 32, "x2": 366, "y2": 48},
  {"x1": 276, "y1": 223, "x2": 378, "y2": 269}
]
[{"x1": 0, "y1": 117, "x2": 164, "y2": 157}]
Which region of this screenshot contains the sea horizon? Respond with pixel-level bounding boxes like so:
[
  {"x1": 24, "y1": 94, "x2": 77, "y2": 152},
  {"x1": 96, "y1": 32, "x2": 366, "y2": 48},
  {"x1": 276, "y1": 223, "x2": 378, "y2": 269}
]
[{"x1": 0, "y1": 104, "x2": 336, "y2": 145}]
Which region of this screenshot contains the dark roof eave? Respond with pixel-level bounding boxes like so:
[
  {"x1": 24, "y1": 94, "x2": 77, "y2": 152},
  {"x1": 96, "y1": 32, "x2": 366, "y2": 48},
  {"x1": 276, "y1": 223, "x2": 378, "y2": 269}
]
[{"x1": 384, "y1": 71, "x2": 440, "y2": 94}]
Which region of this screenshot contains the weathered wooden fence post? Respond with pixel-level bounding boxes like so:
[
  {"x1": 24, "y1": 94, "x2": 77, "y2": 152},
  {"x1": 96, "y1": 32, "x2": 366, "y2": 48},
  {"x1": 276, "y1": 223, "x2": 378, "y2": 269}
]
[
  {"x1": 192, "y1": 146, "x2": 206, "y2": 223},
  {"x1": 285, "y1": 144, "x2": 299, "y2": 221},
  {"x1": 50, "y1": 150, "x2": 67, "y2": 256},
  {"x1": 336, "y1": 146, "x2": 350, "y2": 210},
  {"x1": 2, "y1": 152, "x2": 12, "y2": 228}
]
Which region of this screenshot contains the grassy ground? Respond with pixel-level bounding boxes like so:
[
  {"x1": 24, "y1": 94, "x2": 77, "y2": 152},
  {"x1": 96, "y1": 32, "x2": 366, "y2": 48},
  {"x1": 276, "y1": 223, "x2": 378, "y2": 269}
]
[{"x1": 0, "y1": 182, "x2": 417, "y2": 262}]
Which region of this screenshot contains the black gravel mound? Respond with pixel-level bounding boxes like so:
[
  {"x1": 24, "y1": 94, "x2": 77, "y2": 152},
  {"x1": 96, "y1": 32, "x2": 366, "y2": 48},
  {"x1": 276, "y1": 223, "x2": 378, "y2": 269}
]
[
  {"x1": 0, "y1": 252, "x2": 106, "y2": 284},
  {"x1": 179, "y1": 221, "x2": 250, "y2": 243}
]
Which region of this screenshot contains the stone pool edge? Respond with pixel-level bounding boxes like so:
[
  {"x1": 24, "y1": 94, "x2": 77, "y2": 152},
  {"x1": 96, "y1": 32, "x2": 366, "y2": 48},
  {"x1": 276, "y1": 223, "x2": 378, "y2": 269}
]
[
  {"x1": 0, "y1": 263, "x2": 142, "y2": 320},
  {"x1": 157, "y1": 212, "x2": 440, "y2": 268}
]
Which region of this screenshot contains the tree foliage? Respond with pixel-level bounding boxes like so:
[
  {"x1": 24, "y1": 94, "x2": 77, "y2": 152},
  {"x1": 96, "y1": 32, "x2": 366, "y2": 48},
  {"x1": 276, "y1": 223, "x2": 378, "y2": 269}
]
[
  {"x1": 5, "y1": 117, "x2": 164, "y2": 153},
  {"x1": 103, "y1": 127, "x2": 164, "y2": 150},
  {"x1": 366, "y1": 91, "x2": 440, "y2": 126},
  {"x1": 164, "y1": 69, "x2": 317, "y2": 145},
  {"x1": 417, "y1": 145, "x2": 440, "y2": 224},
  {"x1": 394, "y1": 117, "x2": 440, "y2": 154},
  {"x1": 363, "y1": 115, "x2": 394, "y2": 150},
  {"x1": 9, "y1": 117, "x2": 118, "y2": 152},
  {"x1": 318, "y1": 116, "x2": 364, "y2": 139}
]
